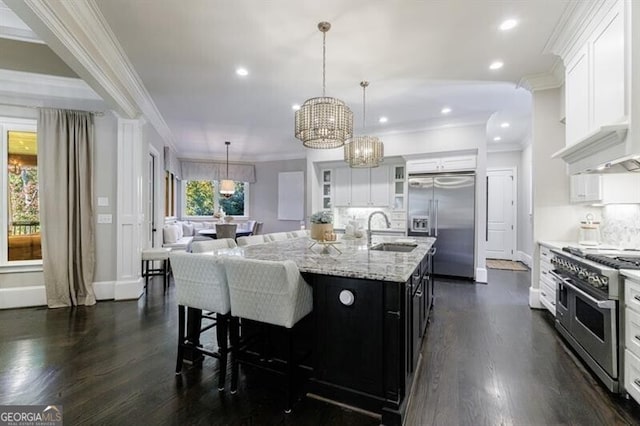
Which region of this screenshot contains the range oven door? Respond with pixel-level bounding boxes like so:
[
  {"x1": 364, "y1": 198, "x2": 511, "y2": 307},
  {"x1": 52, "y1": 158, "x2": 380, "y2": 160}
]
[{"x1": 553, "y1": 271, "x2": 618, "y2": 379}]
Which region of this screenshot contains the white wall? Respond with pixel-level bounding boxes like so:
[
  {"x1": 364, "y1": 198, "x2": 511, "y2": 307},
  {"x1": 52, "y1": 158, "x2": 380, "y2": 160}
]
[
  {"x1": 251, "y1": 159, "x2": 307, "y2": 234},
  {"x1": 530, "y1": 88, "x2": 592, "y2": 303}
]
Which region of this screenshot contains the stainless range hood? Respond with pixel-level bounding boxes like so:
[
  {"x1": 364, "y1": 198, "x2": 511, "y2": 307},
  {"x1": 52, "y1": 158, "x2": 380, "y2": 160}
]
[{"x1": 551, "y1": 123, "x2": 639, "y2": 174}]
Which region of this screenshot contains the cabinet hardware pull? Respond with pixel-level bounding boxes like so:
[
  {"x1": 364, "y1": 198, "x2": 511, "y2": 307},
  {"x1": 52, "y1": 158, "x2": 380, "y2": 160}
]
[
  {"x1": 634, "y1": 295, "x2": 640, "y2": 302},
  {"x1": 386, "y1": 310, "x2": 401, "y2": 318},
  {"x1": 635, "y1": 335, "x2": 640, "y2": 342},
  {"x1": 542, "y1": 271, "x2": 547, "y2": 275},
  {"x1": 635, "y1": 379, "x2": 640, "y2": 388},
  {"x1": 541, "y1": 292, "x2": 546, "y2": 297}
]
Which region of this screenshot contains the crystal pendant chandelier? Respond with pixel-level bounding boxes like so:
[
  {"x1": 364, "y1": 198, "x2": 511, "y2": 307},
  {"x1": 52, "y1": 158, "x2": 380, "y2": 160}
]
[
  {"x1": 344, "y1": 81, "x2": 384, "y2": 168},
  {"x1": 220, "y1": 141, "x2": 235, "y2": 198},
  {"x1": 294, "y1": 22, "x2": 353, "y2": 149}
]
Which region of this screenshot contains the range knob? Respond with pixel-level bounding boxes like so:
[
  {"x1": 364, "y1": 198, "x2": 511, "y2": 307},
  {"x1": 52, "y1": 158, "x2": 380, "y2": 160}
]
[{"x1": 578, "y1": 269, "x2": 588, "y2": 279}]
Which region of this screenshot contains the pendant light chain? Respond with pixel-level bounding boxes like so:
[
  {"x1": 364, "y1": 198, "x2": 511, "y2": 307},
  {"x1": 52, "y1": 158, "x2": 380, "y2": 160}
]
[
  {"x1": 362, "y1": 81, "x2": 367, "y2": 130},
  {"x1": 322, "y1": 30, "x2": 326, "y2": 97},
  {"x1": 226, "y1": 141, "x2": 229, "y2": 178}
]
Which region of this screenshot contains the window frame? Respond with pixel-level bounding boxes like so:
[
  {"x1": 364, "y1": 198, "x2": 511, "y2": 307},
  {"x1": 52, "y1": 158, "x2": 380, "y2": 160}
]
[
  {"x1": 180, "y1": 179, "x2": 250, "y2": 220},
  {"x1": 0, "y1": 116, "x2": 42, "y2": 270}
]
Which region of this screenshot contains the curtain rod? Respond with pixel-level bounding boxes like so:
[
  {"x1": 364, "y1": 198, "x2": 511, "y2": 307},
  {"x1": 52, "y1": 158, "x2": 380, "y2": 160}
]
[{"x1": 0, "y1": 102, "x2": 105, "y2": 116}]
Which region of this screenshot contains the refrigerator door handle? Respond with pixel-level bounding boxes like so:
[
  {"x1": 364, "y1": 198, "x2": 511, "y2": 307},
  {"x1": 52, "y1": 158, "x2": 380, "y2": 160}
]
[
  {"x1": 428, "y1": 199, "x2": 432, "y2": 236},
  {"x1": 435, "y1": 200, "x2": 438, "y2": 237}
]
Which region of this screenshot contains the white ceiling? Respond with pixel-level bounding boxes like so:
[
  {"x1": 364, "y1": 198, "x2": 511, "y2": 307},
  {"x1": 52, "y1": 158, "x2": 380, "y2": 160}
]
[{"x1": 6, "y1": 0, "x2": 571, "y2": 161}]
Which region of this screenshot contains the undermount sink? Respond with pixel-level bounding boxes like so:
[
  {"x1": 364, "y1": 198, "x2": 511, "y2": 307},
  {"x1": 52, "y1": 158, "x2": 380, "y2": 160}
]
[{"x1": 369, "y1": 243, "x2": 417, "y2": 253}]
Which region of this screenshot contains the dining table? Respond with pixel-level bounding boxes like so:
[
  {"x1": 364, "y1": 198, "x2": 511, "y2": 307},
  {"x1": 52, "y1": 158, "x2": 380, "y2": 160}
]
[{"x1": 196, "y1": 228, "x2": 253, "y2": 239}]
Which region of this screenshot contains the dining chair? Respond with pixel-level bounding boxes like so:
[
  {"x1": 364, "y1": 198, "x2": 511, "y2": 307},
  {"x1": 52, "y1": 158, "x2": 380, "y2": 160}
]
[
  {"x1": 245, "y1": 220, "x2": 257, "y2": 235},
  {"x1": 215, "y1": 223, "x2": 237, "y2": 240},
  {"x1": 265, "y1": 232, "x2": 290, "y2": 242},
  {"x1": 191, "y1": 238, "x2": 237, "y2": 253},
  {"x1": 170, "y1": 251, "x2": 231, "y2": 391},
  {"x1": 254, "y1": 222, "x2": 264, "y2": 235},
  {"x1": 224, "y1": 257, "x2": 313, "y2": 413},
  {"x1": 236, "y1": 235, "x2": 266, "y2": 247}
]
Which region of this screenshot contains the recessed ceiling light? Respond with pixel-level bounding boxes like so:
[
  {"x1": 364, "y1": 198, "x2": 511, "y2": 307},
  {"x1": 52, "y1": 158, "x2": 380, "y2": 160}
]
[
  {"x1": 499, "y1": 19, "x2": 518, "y2": 31},
  {"x1": 379, "y1": 117, "x2": 388, "y2": 123},
  {"x1": 493, "y1": 136, "x2": 502, "y2": 141},
  {"x1": 235, "y1": 67, "x2": 249, "y2": 76},
  {"x1": 489, "y1": 61, "x2": 504, "y2": 70},
  {"x1": 292, "y1": 104, "x2": 301, "y2": 111},
  {"x1": 500, "y1": 122, "x2": 510, "y2": 128},
  {"x1": 441, "y1": 107, "x2": 452, "y2": 114}
]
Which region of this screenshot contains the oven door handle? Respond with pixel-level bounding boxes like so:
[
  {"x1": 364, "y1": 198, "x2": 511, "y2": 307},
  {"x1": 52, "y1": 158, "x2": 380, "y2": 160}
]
[{"x1": 553, "y1": 274, "x2": 616, "y2": 310}]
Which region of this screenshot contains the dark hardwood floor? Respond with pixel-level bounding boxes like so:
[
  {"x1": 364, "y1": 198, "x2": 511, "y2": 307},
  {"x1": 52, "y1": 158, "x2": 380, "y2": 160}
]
[{"x1": 1, "y1": 269, "x2": 640, "y2": 425}]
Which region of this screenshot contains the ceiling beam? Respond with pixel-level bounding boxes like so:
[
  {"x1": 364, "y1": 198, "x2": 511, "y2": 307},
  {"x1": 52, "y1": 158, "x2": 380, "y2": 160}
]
[{"x1": 4, "y1": 0, "x2": 176, "y2": 151}]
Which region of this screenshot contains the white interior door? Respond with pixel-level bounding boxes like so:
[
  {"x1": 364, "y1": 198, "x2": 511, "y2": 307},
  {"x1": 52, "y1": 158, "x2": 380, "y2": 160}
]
[
  {"x1": 147, "y1": 152, "x2": 156, "y2": 248},
  {"x1": 486, "y1": 169, "x2": 516, "y2": 260}
]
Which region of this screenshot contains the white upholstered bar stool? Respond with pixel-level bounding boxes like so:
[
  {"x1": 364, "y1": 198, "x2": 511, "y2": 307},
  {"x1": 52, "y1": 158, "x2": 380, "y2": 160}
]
[
  {"x1": 170, "y1": 251, "x2": 231, "y2": 391},
  {"x1": 224, "y1": 257, "x2": 313, "y2": 413},
  {"x1": 287, "y1": 230, "x2": 309, "y2": 238},
  {"x1": 191, "y1": 238, "x2": 237, "y2": 253},
  {"x1": 141, "y1": 247, "x2": 171, "y2": 292},
  {"x1": 236, "y1": 235, "x2": 266, "y2": 247},
  {"x1": 265, "y1": 232, "x2": 290, "y2": 242}
]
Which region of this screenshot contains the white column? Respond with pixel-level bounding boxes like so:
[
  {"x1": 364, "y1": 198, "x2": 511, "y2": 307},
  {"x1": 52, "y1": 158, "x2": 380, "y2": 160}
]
[{"x1": 114, "y1": 118, "x2": 145, "y2": 300}]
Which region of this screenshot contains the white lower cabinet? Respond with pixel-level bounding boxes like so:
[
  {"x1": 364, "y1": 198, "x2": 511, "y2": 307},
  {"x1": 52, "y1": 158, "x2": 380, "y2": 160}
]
[
  {"x1": 538, "y1": 244, "x2": 556, "y2": 315},
  {"x1": 624, "y1": 277, "x2": 640, "y2": 403}
]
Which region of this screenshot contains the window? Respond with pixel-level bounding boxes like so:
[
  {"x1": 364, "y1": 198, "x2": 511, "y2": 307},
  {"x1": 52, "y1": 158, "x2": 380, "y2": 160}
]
[
  {"x1": 1, "y1": 118, "x2": 41, "y2": 264},
  {"x1": 184, "y1": 180, "x2": 247, "y2": 217}
]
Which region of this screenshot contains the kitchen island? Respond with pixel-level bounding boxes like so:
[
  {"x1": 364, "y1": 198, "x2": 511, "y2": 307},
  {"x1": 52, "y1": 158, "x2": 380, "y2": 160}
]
[{"x1": 210, "y1": 235, "x2": 436, "y2": 425}]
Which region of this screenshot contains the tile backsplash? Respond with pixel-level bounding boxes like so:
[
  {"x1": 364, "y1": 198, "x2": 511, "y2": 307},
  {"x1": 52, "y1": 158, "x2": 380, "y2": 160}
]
[
  {"x1": 334, "y1": 207, "x2": 394, "y2": 230},
  {"x1": 600, "y1": 204, "x2": 640, "y2": 249}
]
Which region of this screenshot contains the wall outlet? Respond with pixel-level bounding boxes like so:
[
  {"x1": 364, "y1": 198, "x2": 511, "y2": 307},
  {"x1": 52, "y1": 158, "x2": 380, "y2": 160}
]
[
  {"x1": 97, "y1": 197, "x2": 109, "y2": 207},
  {"x1": 97, "y1": 214, "x2": 112, "y2": 224}
]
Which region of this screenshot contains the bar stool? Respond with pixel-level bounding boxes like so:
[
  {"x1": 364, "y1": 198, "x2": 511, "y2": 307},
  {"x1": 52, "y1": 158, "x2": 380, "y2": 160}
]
[
  {"x1": 170, "y1": 251, "x2": 231, "y2": 391},
  {"x1": 141, "y1": 247, "x2": 171, "y2": 291},
  {"x1": 224, "y1": 257, "x2": 313, "y2": 413}
]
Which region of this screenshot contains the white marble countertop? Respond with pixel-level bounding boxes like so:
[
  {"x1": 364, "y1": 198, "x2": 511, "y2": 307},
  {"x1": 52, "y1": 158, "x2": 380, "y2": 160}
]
[
  {"x1": 622, "y1": 270, "x2": 640, "y2": 282},
  {"x1": 209, "y1": 235, "x2": 435, "y2": 283}
]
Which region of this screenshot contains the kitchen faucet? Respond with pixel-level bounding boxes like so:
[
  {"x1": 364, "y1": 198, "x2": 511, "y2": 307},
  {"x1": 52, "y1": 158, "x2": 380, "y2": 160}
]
[{"x1": 367, "y1": 211, "x2": 391, "y2": 246}]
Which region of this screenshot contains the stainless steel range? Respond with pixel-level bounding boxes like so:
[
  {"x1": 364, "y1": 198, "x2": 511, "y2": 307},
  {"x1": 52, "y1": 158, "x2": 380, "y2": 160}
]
[{"x1": 550, "y1": 247, "x2": 640, "y2": 393}]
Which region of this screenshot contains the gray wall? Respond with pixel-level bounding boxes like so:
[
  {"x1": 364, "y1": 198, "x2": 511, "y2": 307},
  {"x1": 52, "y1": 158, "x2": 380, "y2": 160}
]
[
  {"x1": 93, "y1": 112, "x2": 118, "y2": 283},
  {"x1": 251, "y1": 159, "x2": 307, "y2": 234},
  {"x1": 0, "y1": 38, "x2": 77, "y2": 77}
]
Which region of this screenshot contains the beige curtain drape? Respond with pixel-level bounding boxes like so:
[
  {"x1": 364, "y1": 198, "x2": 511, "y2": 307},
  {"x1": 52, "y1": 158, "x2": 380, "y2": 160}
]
[{"x1": 38, "y1": 109, "x2": 96, "y2": 308}]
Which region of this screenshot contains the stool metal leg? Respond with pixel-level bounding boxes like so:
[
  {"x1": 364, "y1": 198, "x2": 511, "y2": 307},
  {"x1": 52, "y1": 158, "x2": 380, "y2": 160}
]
[
  {"x1": 216, "y1": 313, "x2": 229, "y2": 391},
  {"x1": 229, "y1": 317, "x2": 240, "y2": 394},
  {"x1": 285, "y1": 328, "x2": 294, "y2": 414},
  {"x1": 176, "y1": 305, "x2": 185, "y2": 374}
]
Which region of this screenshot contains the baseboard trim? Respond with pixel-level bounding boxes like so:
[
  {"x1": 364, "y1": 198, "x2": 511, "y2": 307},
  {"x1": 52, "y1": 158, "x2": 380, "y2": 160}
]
[
  {"x1": 0, "y1": 285, "x2": 46, "y2": 309},
  {"x1": 93, "y1": 281, "x2": 116, "y2": 300},
  {"x1": 529, "y1": 287, "x2": 543, "y2": 309},
  {"x1": 518, "y1": 251, "x2": 533, "y2": 268},
  {"x1": 114, "y1": 278, "x2": 144, "y2": 300},
  {"x1": 0, "y1": 278, "x2": 143, "y2": 309},
  {"x1": 476, "y1": 267, "x2": 488, "y2": 283}
]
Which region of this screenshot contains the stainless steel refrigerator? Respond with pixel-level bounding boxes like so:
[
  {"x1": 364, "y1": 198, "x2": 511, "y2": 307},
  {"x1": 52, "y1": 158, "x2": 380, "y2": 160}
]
[{"x1": 407, "y1": 173, "x2": 475, "y2": 279}]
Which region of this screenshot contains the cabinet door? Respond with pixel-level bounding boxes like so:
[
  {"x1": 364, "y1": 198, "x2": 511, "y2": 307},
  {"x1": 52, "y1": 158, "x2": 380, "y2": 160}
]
[
  {"x1": 369, "y1": 165, "x2": 390, "y2": 206},
  {"x1": 350, "y1": 168, "x2": 370, "y2": 206},
  {"x1": 440, "y1": 155, "x2": 476, "y2": 171},
  {"x1": 407, "y1": 158, "x2": 440, "y2": 173},
  {"x1": 570, "y1": 174, "x2": 601, "y2": 203},
  {"x1": 565, "y1": 46, "x2": 591, "y2": 146},
  {"x1": 334, "y1": 167, "x2": 351, "y2": 206},
  {"x1": 592, "y1": 2, "x2": 626, "y2": 129}
]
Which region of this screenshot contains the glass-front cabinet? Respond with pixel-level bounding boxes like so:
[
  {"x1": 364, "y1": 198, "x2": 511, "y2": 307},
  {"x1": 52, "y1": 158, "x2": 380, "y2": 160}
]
[{"x1": 322, "y1": 169, "x2": 332, "y2": 210}]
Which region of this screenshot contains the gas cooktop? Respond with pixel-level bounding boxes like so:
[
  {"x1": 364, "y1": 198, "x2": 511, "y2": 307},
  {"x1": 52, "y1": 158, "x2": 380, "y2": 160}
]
[{"x1": 561, "y1": 246, "x2": 640, "y2": 270}]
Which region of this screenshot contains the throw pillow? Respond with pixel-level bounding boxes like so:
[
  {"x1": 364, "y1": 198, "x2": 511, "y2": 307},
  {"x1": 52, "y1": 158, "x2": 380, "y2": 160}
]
[
  {"x1": 163, "y1": 225, "x2": 178, "y2": 244},
  {"x1": 174, "y1": 223, "x2": 183, "y2": 239},
  {"x1": 182, "y1": 222, "x2": 194, "y2": 237}
]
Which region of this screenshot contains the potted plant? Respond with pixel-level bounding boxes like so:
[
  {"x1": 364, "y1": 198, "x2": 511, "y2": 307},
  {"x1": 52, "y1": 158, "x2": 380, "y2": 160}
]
[{"x1": 309, "y1": 210, "x2": 333, "y2": 240}]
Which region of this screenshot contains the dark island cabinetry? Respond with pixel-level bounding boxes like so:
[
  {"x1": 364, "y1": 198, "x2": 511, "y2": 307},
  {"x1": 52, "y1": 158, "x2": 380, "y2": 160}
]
[{"x1": 307, "y1": 248, "x2": 434, "y2": 425}]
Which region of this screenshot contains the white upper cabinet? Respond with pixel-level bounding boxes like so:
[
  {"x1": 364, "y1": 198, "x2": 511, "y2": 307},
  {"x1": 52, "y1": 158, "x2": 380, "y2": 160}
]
[
  {"x1": 570, "y1": 173, "x2": 640, "y2": 204},
  {"x1": 334, "y1": 167, "x2": 351, "y2": 206},
  {"x1": 406, "y1": 155, "x2": 476, "y2": 174},
  {"x1": 563, "y1": 0, "x2": 627, "y2": 147},
  {"x1": 333, "y1": 165, "x2": 391, "y2": 207}
]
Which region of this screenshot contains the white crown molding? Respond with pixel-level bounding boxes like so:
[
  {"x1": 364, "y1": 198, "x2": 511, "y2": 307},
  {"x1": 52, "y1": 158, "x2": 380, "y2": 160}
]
[
  {"x1": 179, "y1": 150, "x2": 307, "y2": 163},
  {"x1": 4, "y1": 0, "x2": 177, "y2": 151},
  {"x1": 487, "y1": 142, "x2": 525, "y2": 153},
  {"x1": 544, "y1": 0, "x2": 617, "y2": 62},
  {"x1": 0, "y1": 2, "x2": 43, "y2": 43}
]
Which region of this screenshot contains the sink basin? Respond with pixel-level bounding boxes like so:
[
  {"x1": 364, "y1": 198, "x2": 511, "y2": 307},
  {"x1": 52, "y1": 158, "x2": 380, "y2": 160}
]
[{"x1": 370, "y1": 243, "x2": 417, "y2": 253}]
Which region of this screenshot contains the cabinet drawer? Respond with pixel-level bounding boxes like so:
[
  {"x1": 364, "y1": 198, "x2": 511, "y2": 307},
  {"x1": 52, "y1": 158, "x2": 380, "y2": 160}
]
[
  {"x1": 540, "y1": 270, "x2": 555, "y2": 290},
  {"x1": 625, "y1": 279, "x2": 640, "y2": 314},
  {"x1": 540, "y1": 281, "x2": 556, "y2": 315},
  {"x1": 626, "y1": 308, "x2": 640, "y2": 359},
  {"x1": 540, "y1": 245, "x2": 553, "y2": 260},
  {"x1": 625, "y1": 349, "x2": 640, "y2": 404}
]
